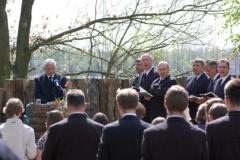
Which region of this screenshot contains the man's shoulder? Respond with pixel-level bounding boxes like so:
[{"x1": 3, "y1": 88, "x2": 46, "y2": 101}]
[
  {"x1": 144, "y1": 122, "x2": 167, "y2": 135},
  {"x1": 169, "y1": 76, "x2": 177, "y2": 84},
  {"x1": 199, "y1": 73, "x2": 209, "y2": 81},
  {"x1": 186, "y1": 75, "x2": 194, "y2": 82},
  {"x1": 207, "y1": 115, "x2": 229, "y2": 130},
  {"x1": 145, "y1": 121, "x2": 205, "y2": 136},
  {"x1": 86, "y1": 117, "x2": 104, "y2": 129},
  {"x1": 49, "y1": 118, "x2": 68, "y2": 131},
  {"x1": 22, "y1": 123, "x2": 35, "y2": 132},
  {"x1": 104, "y1": 120, "x2": 119, "y2": 129},
  {"x1": 140, "y1": 120, "x2": 152, "y2": 129},
  {"x1": 36, "y1": 74, "x2": 46, "y2": 80}
]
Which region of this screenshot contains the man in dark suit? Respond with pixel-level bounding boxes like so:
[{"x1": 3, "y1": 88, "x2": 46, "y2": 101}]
[
  {"x1": 185, "y1": 58, "x2": 209, "y2": 122},
  {"x1": 42, "y1": 89, "x2": 103, "y2": 160},
  {"x1": 131, "y1": 58, "x2": 144, "y2": 89},
  {"x1": 139, "y1": 54, "x2": 159, "y2": 122},
  {"x1": 205, "y1": 60, "x2": 220, "y2": 93},
  {"x1": 142, "y1": 85, "x2": 208, "y2": 160},
  {"x1": 146, "y1": 61, "x2": 177, "y2": 121},
  {"x1": 207, "y1": 79, "x2": 240, "y2": 160},
  {"x1": 97, "y1": 88, "x2": 151, "y2": 160},
  {"x1": 213, "y1": 59, "x2": 233, "y2": 99},
  {"x1": 0, "y1": 139, "x2": 20, "y2": 160},
  {"x1": 35, "y1": 58, "x2": 67, "y2": 104}
]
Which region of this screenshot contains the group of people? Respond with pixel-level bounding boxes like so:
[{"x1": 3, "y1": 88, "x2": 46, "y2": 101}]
[
  {"x1": 132, "y1": 54, "x2": 234, "y2": 124},
  {"x1": 1, "y1": 79, "x2": 240, "y2": 160},
  {"x1": 0, "y1": 56, "x2": 239, "y2": 160}
]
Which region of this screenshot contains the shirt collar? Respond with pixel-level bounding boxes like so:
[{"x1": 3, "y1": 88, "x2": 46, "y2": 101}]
[
  {"x1": 220, "y1": 73, "x2": 231, "y2": 84},
  {"x1": 47, "y1": 74, "x2": 55, "y2": 79},
  {"x1": 121, "y1": 112, "x2": 137, "y2": 118},
  {"x1": 144, "y1": 66, "x2": 153, "y2": 76},
  {"x1": 136, "y1": 72, "x2": 143, "y2": 77},
  {"x1": 213, "y1": 74, "x2": 219, "y2": 81},
  {"x1": 195, "y1": 72, "x2": 204, "y2": 80},
  {"x1": 6, "y1": 117, "x2": 22, "y2": 124},
  {"x1": 167, "y1": 115, "x2": 184, "y2": 119},
  {"x1": 69, "y1": 112, "x2": 86, "y2": 116}
]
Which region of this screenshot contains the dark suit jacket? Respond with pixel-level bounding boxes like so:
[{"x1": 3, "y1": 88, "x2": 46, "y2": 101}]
[
  {"x1": 35, "y1": 73, "x2": 67, "y2": 103},
  {"x1": 0, "y1": 139, "x2": 20, "y2": 160},
  {"x1": 207, "y1": 111, "x2": 240, "y2": 160},
  {"x1": 131, "y1": 74, "x2": 142, "y2": 89},
  {"x1": 42, "y1": 113, "x2": 103, "y2": 160},
  {"x1": 140, "y1": 68, "x2": 159, "y2": 122},
  {"x1": 206, "y1": 75, "x2": 220, "y2": 93},
  {"x1": 185, "y1": 73, "x2": 209, "y2": 120},
  {"x1": 97, "y1": 115, "x2": 151, "y2": 160},
  {"x1": 148, "y1": 75, "x2": 177, "y2": 120},
  {"x1": 142, "y1": 117, "x2": 208, "y2": 160},
  {"x1": 214, "y1": 75, "x2": 232, "y2": 99}
]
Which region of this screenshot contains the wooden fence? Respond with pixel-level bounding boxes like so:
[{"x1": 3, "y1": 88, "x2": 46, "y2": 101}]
[{"x1": 0, "y1": 78, "x2": 187, "y2": 121}]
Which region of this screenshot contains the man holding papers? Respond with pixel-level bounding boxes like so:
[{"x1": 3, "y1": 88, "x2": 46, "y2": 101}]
[
  {"x1": 139, "y1": 54, "x2": 159, "y2": 122},
  {"x1": 145, "y1": 61, "x2": 177, "y2": 121}
]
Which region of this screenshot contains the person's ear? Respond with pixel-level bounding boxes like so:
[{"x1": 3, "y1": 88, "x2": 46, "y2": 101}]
[
  {"x1": 224, "y1": 97, "x2": 231, "y2": 112},
  {"x1": 224, "y1": 97, "x2": 229, "y2": 106},
  {"x1": 164, "y1": 99, "x2": 167, "y2": 110},
  {"x1": 116, "y1": 102, "x2": 123, "y2": 115}
]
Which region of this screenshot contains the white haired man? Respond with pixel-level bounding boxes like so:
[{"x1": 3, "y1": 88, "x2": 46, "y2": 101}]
[
  {"x1": 35, "y1": 58, "x2": 67, "y2": 104},
  {"x1": 139, "y1": 53, "x2": 159, "y2": 122},
  {"x1": 146, "y1": 61, "x2": 177, "y2": 121}
]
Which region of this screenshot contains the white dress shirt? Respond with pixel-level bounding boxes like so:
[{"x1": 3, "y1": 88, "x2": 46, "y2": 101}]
[
  {"x1": 144, "y1": 66, "x2": 154, "y2": 76},
  {"x1": 0, "y1": 118, "x2": 37, "y2": 160},
  {"x1": 220, "y1": 74, "x2": 232, "y2": 85}
]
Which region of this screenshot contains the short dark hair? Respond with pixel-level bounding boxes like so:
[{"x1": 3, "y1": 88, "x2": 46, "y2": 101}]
[
  {"x1": 46, "y1": 110, "x2": 64, "y2": 128},
  {"x1": 206, "y1": 59, "x2": 218, "y2": 68},
  {"x1": 165, "y1": 85, "x2": 188, "y2": 112},
  {"x1": 66, "y1": 89, "x2": 85, "y2": 108},
  {"x1": 209, "y1": 103, "x2": 227, "y2": 120},
  {"x1": 192, "y1": 58, "x2": 205, "y2": 66},
  {"x1": 4, "y1": 98, "x2": 24, "y2": 117},
  {"x1": 92, "y1": 112, "x2": 109, "y2": 125},
  {"x1": 224, "y1": 79, "x2": 240, "y2": 106},
  {"x1": 116, "y1": 88, "x2": 139, "y2": 110},
  {"x1": 218, "y1": 59, "x2": 230, "y2": 68}
]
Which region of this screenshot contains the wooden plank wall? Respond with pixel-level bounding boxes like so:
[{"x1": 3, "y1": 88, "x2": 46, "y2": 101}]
[{"x1": 0, "y1": 77, "x2": 187, "y2": 122}]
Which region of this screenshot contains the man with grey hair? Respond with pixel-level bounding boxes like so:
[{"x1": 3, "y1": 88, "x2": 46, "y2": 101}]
[
  {"x1": 35, "y1": 58, "x2": 67, "y2": 104},
  {"x1": 146, "y1": 61, "x2": 177, "y2": 121},
  {"x1": 139, "y1": 53, "x2": 159, "y2": 122}
]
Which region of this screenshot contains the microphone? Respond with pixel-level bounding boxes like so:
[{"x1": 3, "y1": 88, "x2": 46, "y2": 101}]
[{"x1": 53, "y1": 79, "x2": 60, "y2": 87}]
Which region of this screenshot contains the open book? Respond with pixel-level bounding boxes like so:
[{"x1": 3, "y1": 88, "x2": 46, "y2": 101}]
[
  {"x1": 139, "y1": 87, "x2": 153, "y2": 98},
  {"x1": 199, "y1": 92, "x2": 217, "y2": 98},
  {"x1": 116, "y1": 87, "x2": 153, "y2": 98}
]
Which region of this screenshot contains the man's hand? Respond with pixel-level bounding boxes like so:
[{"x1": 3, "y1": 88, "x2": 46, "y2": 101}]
[
  {"x1": 144, "y1": 96, "x2": 152, "y2": 101},
  {"x1": 195, "y1": 97, "x2": 207, "y2": 104}
]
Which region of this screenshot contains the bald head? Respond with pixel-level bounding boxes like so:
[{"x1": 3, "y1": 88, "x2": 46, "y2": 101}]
[
  {"x1": 158, "y1": 61, "x2": 169, "y2": 79},
  {"x1": 140, "y1": 53, "x2": 153, "y2": 70}
]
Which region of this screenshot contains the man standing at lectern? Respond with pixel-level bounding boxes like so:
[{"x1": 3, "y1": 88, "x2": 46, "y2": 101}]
[{"x1": 35, "y1": 59, "x2": 67, "y2": 104}]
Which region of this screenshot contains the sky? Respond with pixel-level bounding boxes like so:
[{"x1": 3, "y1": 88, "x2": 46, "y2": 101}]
[{"x1": 6, "y1": 0, "x2": 233, "y2": 48}]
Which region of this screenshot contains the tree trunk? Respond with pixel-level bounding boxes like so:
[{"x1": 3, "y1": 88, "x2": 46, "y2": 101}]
[
  {"x1": 0, "y1": 0, "x2": 11, "y2": 86},
  {"x1": 14, "y1": 0, "x2": 34, "y2": 78}
]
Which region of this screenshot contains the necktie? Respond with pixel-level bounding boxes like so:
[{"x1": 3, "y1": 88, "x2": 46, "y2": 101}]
[
  {"x1": 207, "y1": 78, "x2": 214, "y2": 92},
  {"x1": 191, "y1": 76, "x2": 198, "y2": 90},
  {"x1": 215, "y1": 79, "x2": 222, "y2": 94}
]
